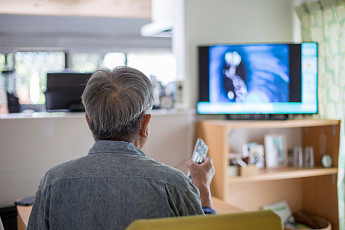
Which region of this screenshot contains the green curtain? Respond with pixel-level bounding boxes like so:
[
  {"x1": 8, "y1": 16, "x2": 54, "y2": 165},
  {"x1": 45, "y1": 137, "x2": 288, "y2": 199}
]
[{"x1": 295, "y1": 0, "x2": 345, "y2": 228}]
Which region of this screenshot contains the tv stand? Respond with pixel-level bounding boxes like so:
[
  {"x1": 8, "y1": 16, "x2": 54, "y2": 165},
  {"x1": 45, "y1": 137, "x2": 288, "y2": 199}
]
[{"x1": 225, "y1": 114, "x2": 288, "y2": 120}]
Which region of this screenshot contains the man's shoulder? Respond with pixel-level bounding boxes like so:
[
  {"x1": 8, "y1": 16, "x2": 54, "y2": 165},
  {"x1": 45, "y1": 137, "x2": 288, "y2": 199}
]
[
  {"x1": 141, "y1": 158, "x2": 193, "y2": 191},
  {"x1": 40, "y1": 156, "x2": 89, "y2": 187}
]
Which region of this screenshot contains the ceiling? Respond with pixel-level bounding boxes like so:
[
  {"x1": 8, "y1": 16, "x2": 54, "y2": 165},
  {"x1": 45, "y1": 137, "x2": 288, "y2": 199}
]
[
  {"x1": 0, "y1": 0, "x2": 151, "y2": 18},
  {"x1": 0, "y1": 14, "x2": 152, "y2": 38},
  {"x1": 0, "y1": 0, "x2": 172, "y2": 51},
  {"x1": 0, "y1": 0, "x2": 151, "y2": 37},
  {"x1": 0, "y1": 0, "x2": 154, "y2": 39}
]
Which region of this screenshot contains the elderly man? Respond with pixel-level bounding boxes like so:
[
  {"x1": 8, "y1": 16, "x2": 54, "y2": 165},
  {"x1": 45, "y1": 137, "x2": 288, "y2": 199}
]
[{"x1": 28, "y1": 66, "x2": 215, "y2": 230}]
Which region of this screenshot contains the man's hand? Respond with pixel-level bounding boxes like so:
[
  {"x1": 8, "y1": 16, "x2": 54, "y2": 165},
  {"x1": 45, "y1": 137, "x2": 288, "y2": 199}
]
[{"x1": 186, "y1": 157, "x2": 215, "y2": 208}]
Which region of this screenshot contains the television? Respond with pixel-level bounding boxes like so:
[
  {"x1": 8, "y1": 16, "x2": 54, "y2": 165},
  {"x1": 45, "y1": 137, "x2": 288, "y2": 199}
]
[
  {"x1": 45, "y1": 72, "x2": 92, "y2": 112},
  {"x1": 197, "y1": 42, "x2": 318, "y2": 118}
]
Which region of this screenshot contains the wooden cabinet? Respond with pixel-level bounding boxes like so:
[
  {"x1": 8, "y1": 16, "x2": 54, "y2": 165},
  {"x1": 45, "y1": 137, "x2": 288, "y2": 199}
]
[{"x1": 196, "y1": 119, "x2": 340, "y2": 229}]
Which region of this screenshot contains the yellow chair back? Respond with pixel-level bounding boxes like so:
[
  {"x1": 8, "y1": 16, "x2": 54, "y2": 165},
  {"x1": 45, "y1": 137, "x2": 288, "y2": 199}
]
[{"x1": 126, "y1": 210, "x2": 283, "y2": 230}]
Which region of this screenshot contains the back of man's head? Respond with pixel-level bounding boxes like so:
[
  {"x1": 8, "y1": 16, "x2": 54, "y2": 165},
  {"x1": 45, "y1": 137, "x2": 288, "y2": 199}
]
[{"x1": 82, "y1": 66, "x2": 154, "y2": 142}]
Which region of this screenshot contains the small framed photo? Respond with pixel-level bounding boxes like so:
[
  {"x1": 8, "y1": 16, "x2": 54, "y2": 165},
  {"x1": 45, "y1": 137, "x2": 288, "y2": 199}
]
[
  {"x1": 242, "y1": 142, "x2": 258, "y2": 158},
  {"x1": 251, "y1": 144, "x2": 265, "y2": 169},
  {"x1": 242, "y1": 143, "x2": 265, "y2": 169},
  {"x1": 264, "y1": 134, "x2": 287, "y2": 168}
]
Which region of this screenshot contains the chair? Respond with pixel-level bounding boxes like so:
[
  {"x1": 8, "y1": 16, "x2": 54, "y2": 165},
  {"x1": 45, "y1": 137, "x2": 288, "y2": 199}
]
[{"x1": 126, "y1": 210, "x2": 283, "y2": 230}]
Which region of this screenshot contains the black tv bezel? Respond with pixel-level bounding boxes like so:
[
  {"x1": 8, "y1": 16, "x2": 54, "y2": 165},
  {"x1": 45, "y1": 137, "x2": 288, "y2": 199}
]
[{"x1": 197, "y1": 42, "x2": 319, "y2": 118}]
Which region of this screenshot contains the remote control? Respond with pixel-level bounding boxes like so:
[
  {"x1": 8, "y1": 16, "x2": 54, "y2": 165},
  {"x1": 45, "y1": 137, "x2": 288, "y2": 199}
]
[{"x1": 191, "y1": 138, "x2": 208, "y2": 164}]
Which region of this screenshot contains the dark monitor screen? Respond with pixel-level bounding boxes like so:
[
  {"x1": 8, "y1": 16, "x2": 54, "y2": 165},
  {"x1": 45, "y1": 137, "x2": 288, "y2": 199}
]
[
  {"x1": 197, "y1": 42, "x2": 318, "y2": 115},
  {"x1": 45, "y1": 72, "x2": 92, "y2": 112}
]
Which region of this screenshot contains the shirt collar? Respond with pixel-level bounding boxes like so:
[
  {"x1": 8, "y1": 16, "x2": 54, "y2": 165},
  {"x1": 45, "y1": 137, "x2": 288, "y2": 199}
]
[{"x1": 88, "y1": 140, "x2": 146, "y2": 157}]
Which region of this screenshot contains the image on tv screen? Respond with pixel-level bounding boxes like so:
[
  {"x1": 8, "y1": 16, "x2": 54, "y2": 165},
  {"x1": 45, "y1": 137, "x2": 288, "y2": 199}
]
[{"x1": 209, "y1": 44, "x2": 289, "y2": 104}]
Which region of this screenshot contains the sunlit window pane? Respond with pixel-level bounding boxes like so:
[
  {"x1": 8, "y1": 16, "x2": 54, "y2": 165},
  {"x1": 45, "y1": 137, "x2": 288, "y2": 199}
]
[
  {"x1": 103, "y1": 53, "x2": 126, "y2": 69},
  {"x1": 127, "y1": 53, "x2": 176, "y2": 85},
  {"x1": 6, "y1": 53, "x2": 14, "y2": 70},
  {"x1": 15, "y1": 52, "x2": 65, "y2": 104},
  {"x1": 72, "y1": 53, "x2": 101, "y2": 72},
  {"x1": 0, "y1": 53, "x2": 13, "y2": 72},
  {"x1": 0, "y1": 54, "x2": 5, "y2": 72},
  {"x1": 0, "y1": 53, "x2": 15, "y2": 94},
  {"x1": 0, "y1": 54, "x2": 5, "y2": 93}
]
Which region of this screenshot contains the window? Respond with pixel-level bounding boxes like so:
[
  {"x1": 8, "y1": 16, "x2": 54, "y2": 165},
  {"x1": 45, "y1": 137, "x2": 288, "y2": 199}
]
[
  {"x1": 0, "y1": 54, "x2": 5, "y2": 95},
  {"x1": 102, "y1": 51, "x2": 176, "y2": 86},
  {"x1": 72, "y1": 53, "x2": 102, "y2": 72},
  {"x1": 0, "y1": 54, "x2": 5, "y2": 72},
  {"x1": 127, "y1": 52, "x2": 176, "y2": 86},
  {"x1": 9, "y1": 49, "x2": 176, "y2": 107},
  {"x1": 0, "y1": 53, "x2": 15, "y2": 94},
  {"x1": 15, "y1": 51, "x2": 65, "y2": 104},
  {"x1": 103, "y1": 52, "x2": 126, "y2": 69},
  {"x1": 0, "y1": 53, "x2": 13, "y2": 72}
]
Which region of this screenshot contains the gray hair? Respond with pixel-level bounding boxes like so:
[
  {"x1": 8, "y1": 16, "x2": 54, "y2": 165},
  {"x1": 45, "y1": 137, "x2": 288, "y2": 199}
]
[{"x1": 82, "y1": 66, "x2": 154, "y2": 142}]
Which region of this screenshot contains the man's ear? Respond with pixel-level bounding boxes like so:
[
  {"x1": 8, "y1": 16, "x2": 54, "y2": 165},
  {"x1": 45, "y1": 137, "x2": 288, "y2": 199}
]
[
  {"x1": 140, "y1": 114, "x2": 151, "y2": 138},
  {"x1": 85, "y1": 113, "x2": 91, "y2": 129}
]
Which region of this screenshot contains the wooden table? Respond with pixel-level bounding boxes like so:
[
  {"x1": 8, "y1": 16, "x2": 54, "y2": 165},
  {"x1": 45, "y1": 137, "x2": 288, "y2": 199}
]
[
  {"x1": 17, "y1": 205, "x2": 32, "y2": 230},
  {"x1": 211, "y1": 196, "x2": 243, "y2": 214},
  {"x1": 17, "y1": 196, "x2": 243, "y2": 229}
]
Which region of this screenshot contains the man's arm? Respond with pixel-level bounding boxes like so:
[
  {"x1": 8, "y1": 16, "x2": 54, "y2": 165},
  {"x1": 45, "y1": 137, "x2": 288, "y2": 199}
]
[
  {"x1": 27, "y1": 184, "x2": 50, "y2": 230},
  {"x1": 186, "y1": 157, "x2": 215, "y2": 209}
]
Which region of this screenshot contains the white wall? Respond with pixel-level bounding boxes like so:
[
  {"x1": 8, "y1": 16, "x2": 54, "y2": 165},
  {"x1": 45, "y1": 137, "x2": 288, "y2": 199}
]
[
  {"x1": 0, "y1": 110, "x2": 195, "y2": 207},
  {"x1": 173, "y1": 0, "x2": 295, "y2": 108},
  {"x1": 0, "y1": 113, "x2": 93, "y2": 207},
  {"x1": 292, "y1": 0, "x2": 303, "y2": 42}
]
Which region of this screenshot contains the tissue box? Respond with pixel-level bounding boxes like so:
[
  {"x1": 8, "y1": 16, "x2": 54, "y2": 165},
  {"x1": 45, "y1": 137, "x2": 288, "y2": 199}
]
[{"x1": 227, "y1": 165, "x2": 239, "y2": 177}]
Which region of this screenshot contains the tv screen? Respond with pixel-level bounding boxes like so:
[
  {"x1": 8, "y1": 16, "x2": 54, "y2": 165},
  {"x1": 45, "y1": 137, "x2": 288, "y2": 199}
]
[
  {"x1": 197, "y1": 42, "x2": 318, "y2": 116},
  {"x1": 45, "y1": 72, "x2": 92, "y2": 112}
]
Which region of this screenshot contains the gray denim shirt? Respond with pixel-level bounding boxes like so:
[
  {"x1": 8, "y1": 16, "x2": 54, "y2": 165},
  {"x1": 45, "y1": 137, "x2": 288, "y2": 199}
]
[{"x1": 27, "y1": 141, "x2": 204, "y2": 230}]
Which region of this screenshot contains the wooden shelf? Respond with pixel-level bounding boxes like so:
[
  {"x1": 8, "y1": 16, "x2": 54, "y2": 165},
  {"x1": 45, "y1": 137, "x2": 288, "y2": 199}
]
[
  {"x1": 228, "y1": 167, "x2": 338, "y2": 183},
  {"x1": 201, "y1": 119, "x2": 340, "y2": 129},
  {"x1": 196, "y1": 119, "x2": 341, "y2": 229}
]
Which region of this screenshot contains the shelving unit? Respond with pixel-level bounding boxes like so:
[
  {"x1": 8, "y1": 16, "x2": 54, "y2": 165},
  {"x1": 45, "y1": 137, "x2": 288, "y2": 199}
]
[{"x1": 196, "y1": 119, "x2": 340, "y2": 229}]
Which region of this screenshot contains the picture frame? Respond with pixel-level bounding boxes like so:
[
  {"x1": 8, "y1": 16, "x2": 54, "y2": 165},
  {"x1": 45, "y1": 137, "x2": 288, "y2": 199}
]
[
  {"x1": 242, "y1": 142, "x2": 257, "y2": 158},
  {"x1": 242, "y1": 143, "x2": 265, "y2": 168},
  {"x1": 250, "y1": 144, "x2": 265, "y2": 169},
  {"x1": 264, "y1": 134, "x2": 287, "y2": 168}
]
